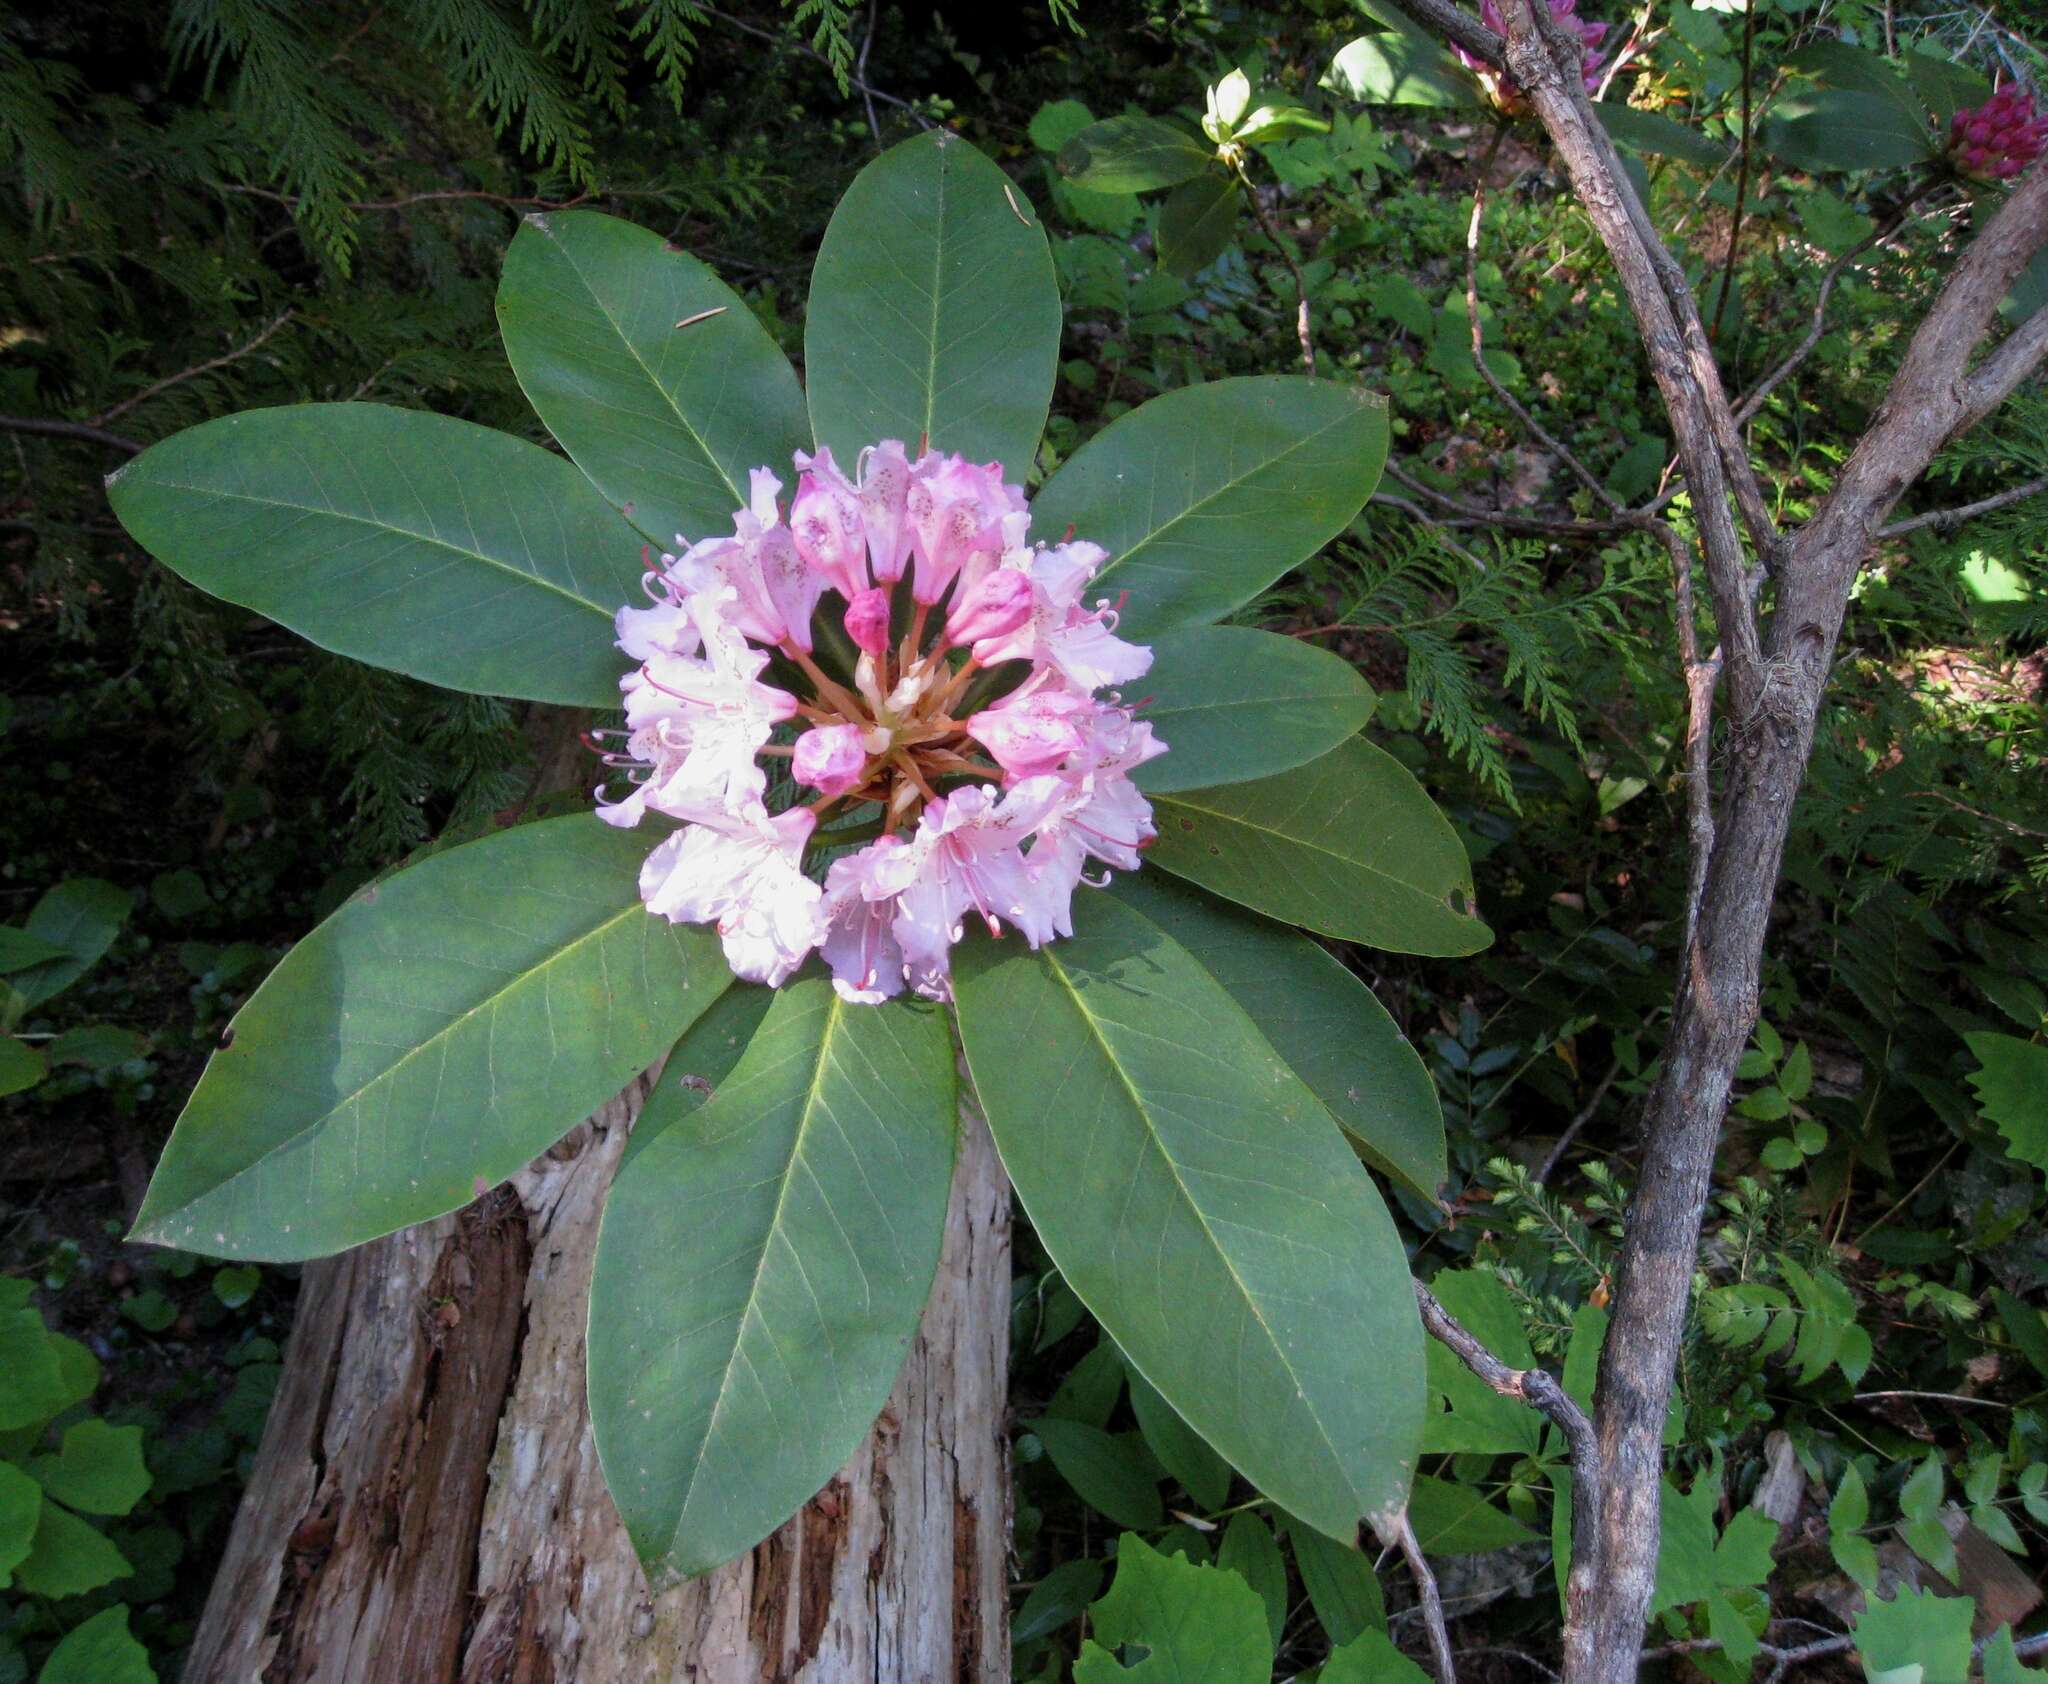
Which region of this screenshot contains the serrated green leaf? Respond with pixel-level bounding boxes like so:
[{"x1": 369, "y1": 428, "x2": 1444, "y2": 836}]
[
  {"x1": 1110, "y1": 874, "x2": 1445, "y2": 1201},
  {"x1": 496, "y1": 209, "x2": 811, "y2": 548},
  {"x1": 807, "y1": 133, "x2": 1060, "y2": 476},
  {"x1": 104, "y1": 406, "x2": 642, "y2": 707},
  {"x1": 1854, "y1": 1586, "x2": 1974, "y2": 1684},
  {"x1": 35, "y1": 1606, "x2": 155, "y2": 1684},
  {"x1": 30, "y1": 1421, "x2": 151, "y2": 1517},
  {"x1": 1030, "y1": 377, "x2": 1389, "y2": 640},
  {"x1": 1982, "y1": 1625, "x2": 2043, "y2": 1684},
  {"x1": 132, "y1": 816, "x2": 729, "y2": 1261},
  {"x1": 13, "y1": 1502, "x2": 130, "y2": 1599},
  {"x1": 1780, "y1": 1041, "x2": 1814, "y2": 1102},
  {"x1": 955, "y1": 893, "x2": 1425, "y2": 1542},
  {"x1": 1147, "y1": 738, "x2": 1491, "y2": 956},
  {"x1": 1830, "y1": 1465, "x2": 1879, "y2": 1590},
  {"x1": 1966, "y1": 1032, "x2": 2048, "y2": 1171},
  {"x1": 1134, "y1": 626, "x2": 1376, "y2": 795},
  {"x1": 1323, "y1": 1628, "x2": 1431, "y2": 1684},
  {"x1": 1074, "y1": 1534, "x2": 1274, "y2": 1683},
  {"x1": 588, "y1": 982, "x2": 954, "y2": 1578}
]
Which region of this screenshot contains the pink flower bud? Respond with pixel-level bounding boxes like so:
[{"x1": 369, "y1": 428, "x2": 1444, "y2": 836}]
[
  {"x1": 945, "y1": 567, "x2": 1035, "y2": 649},
  {"x1": 844, "y1": 588, "x2": 892, "y2": 659},
  {"x1": 793, "y1": 723, "x2": 868, "y2": 798},
  {"x1": 967, "y1": 687, "x2": 1094, "y2": 779}
]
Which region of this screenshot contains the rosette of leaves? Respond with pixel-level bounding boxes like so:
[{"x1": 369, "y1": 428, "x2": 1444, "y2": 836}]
[
  {"x1": 1057, "y1": 70, "x2": 1332, "y2": 274},
  {"x1": 103, "y1": 132, "x2": 1482, "y2": 1579}
]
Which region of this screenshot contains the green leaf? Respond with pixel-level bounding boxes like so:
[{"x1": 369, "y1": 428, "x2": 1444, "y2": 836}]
[
  {"x1": 1760, "y1": 89, "x2": 1937, "y2": 173},
  {"x1": 1902, "y1": 52, "x2": 1991, "y2": 130},
  {"x1": 1146, "y1": 738, "x2": 1491, "y2": 956},
  {"x1": 13, "y1": 880, "x2": 131, "y2": 1011},
  {"x1": 1325, "y1": 34, "x2": 1478, "y2": 108},
  {"x1": 213, "y1": 1264, "x2": 261, "y2": 1309},
  {"x1": 0, "y1": 1307, "x2": 66, "y2": 1431},
  {"x1": 1031, "y1": 1417, "x2": 1166, "y2": 1531},
  {"x1": 1157, "y1": 173, "x2": 1240, "y2": 279},
  {"x1": 1109, "y1": 874, "x2": 1446, "y2": 1201},
  {"x1": 1421, "y1": 1271, "x2": 1541, "y2": 1457},
  {"x1": 496, "y1": 209, "x2": 811, "y2": 547},
  {"x1": 1126, "y1": 1365, "x2": 1234, "y2": 1512},
  {"x1": 806, "y1": 132, "x2": 1060, "y2": 476},
  {"x1": 49, "y1": 1027, "x2": 147, "y2": 1070},
  {"x1": 105, "y1": 405, "x2": 641, "y2": 707},
  {"x1": 1013, "y1": 1557, "x2": 1106, "y2": 1645},
  {"x1": 0, "y1": 929, "x2": 67, "y2": 976},
  {"x1": 1031, "y1": 377, "x2": 1389, "y2": 640},
  {"x1": 1993, "y1": 1289, "x2": 2048, "y2": 1382},
  {"x1": 1965, "y1": 1032, "x2": 2048, "y2": 1171},
  {"x1": 0, "y1": 1039, "x2": 45, "y2": 1099},
  {"x1": 1982, "y1": 1626, "x2": 2042, "y2": 1684},
  {"x1": 1853, "y1": 1586, "x2": 1975, "y2": 1684},
  {"x1": 0, "y1": 1462, "x2": 40, "y2": 1590},
  {"x1": 1324, "y1": 1629, "x2": 1431, "y2": 1684},
  {"x1": 1074, "y1": 1534, "x2": 1273, "y2": 1683},
  {"x1": 1780, "y1": 1041, "x2": 1814, "y2": 1102},
  {"x1": 35, "y1": 1606, "x2": 155, "y2": 1684},
  {"x1": 1407, "y1": 1472, "x2": 1537, "y2": 1553},
  {"x1": 1057, "y1": 114, "x2": 1215, "y2": 192},
  {"x1": 1593, "y1": 102, "x2": 1729, "y2": 166},
  {"x1": 1830, "y1": 1465, "x2": 1879, "y2": 1590},
  {"x1": 955, "y1": 893, "x2": 1425, "y2": 1541},
  {"x1": 30, "y1": 1421, "x2": 151, "y2": 1516},
  {"x1": 132, "y1": 816, "x2": 729, "y2": 1261},
  {"x1": 1217, "y1": 1513, "x2": 1289, "y2": 1649},
  {"x1": 1134, "y1": 626, "x2": 1376, "y2": 795},
  {"x1": 1285, "y1": 1515, "x2": 1386, "y2": 1644},
  {"x1": 13, "y1": 1502, "x2": 130, "y2": 1599},
  {"x1": 1048, "y1": 1337, "x2": 1127, "y2": 1428},
  {"x1": 588, "y1": 982, "x2": 954, "y2": 1577}
]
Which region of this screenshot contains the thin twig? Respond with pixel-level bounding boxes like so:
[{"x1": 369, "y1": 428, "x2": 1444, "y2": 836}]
[
  {"x1": 1709, "y1": 0, "x2": 1756, "y2": 339},
  {"x1": 0, "y1": 415, "x2": 143, "y2": 455},
  {"x1": 1396, "y1": 1515, "x2": 1460, "y2": 1684},
  {"x1": 1852, "y1": 1388, "x2": 2010, "y2": 1407},
  {"x1": 1534, "y1": 1062, "x2": 1623, "y2": 1184},
  {"x1": 94, "y1": 309, "x2": 295, "y2": 427},
  {"x1": 1369, "y1": 490, "x2": 1494, "y2": 570},
  {"x1": 1236, "y1": 164, "x2": 1315, "y2": 376},
  {"x1": 701, "y1": 7, "x2": 930, "y2": 126},
  {"x1": 856, "y1": 0, "x2": 883, "y2": 146},
  {"x1": 1878, "y1": 470, "x2": 2048, "y2": 536}
]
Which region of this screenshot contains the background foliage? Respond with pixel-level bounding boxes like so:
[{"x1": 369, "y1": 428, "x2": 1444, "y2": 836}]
[{"x1": 4, "y1": 0, "x2": 2046, "y2": 1677}]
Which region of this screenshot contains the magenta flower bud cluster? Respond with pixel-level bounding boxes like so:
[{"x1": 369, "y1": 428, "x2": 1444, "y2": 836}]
[
  {"x1": 1456, "y1": 0, "x2": 1615, "y2": 110},
  {"x1": 1949, "y1": 88, "x2": 2048, "y2": 181},
  {"x1": 594, "y1": 443, "x2": 1166, "y2": 1003}
]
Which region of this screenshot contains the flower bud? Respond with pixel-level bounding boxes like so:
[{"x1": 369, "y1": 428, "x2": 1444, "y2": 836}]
[
  {"x1": 791, "y1": 456, "x2": 867, "y2": 600},
  {"x1": 845, "y1": 587, "x2": 892, "y2": 659},
  {"x1": 945, "y1": 567, "x2": 1035, "y2": 649},
  {"x1": 793, "y1": 723, "x2": 868, "y2": 798}
]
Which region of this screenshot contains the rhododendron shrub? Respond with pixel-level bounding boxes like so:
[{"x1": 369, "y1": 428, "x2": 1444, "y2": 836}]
[{"x1": 105, "y1": 133, "x2": 1486, "y2": 1578}]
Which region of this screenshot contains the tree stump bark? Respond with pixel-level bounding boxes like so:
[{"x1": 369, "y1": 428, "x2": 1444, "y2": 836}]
[{"x1": 181, "y1": 1071, "x2": 1012, "y2": 1684}]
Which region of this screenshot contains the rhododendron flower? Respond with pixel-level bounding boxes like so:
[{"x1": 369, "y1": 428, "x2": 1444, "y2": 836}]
[
  {"x1": 1949, "y1": 87, "x2": 2048, "y2": 181},
  {"x1": 1457, "y1": 0, "x2": 1618, "y2": 112},
  {"x1": 594, "y1": 443, "x2": 1164, "y2": 1000}
]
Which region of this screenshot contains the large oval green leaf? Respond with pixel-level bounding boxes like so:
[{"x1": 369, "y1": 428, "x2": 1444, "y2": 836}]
[
  {"x1": 1147, "y1": 737, "x2": 1491, "y2": 956},
  {"x1": 1030, "y1": 377, "x2": 1389, "y2": 640},
  {"x1": 1136, "y1": 625, "x2": 1376, "y2": 794},
  {"x1": 954, "y1": 893, "x2": 1425, "y2": 1541},
  {"x1": 496, "y1": 209, "x2": 812, "y2": 547},
  {"x1": 131, "y1": 816, "x2": 728, "y2": 1261},
  {"x1": 589, "y1": 981, "x2": 955, "y2": 1578},
  {"x1": 805, "y1": 132, "x2": 1061, "y2": 476},
  {"x1": 1111, "y1": 874, "x2": 1444, "y2": 1201},
  {"x1": 105, "y1": 404, "x2": 642, "y2": 706}
]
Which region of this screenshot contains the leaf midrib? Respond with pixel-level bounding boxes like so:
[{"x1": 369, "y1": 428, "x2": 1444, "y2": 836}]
[
  {"x1": 1089, "y1": 398, "x2": 1384, "y2": 589},
  {"x1": 1037, "y1": 946, "x2": 1366, "y2": 1517},
  {"x1": 138, "y1": 898, "x2": 654, "y2": 1232},
  {"x1": 666, "y1": 992, "x2": 845, "y2": 1558},
  {"x1": 126, "y1": 475, "x2": 614, "y2": 621}
]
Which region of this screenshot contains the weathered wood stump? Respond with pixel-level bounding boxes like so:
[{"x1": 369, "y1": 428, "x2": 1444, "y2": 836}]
[{"x1": 181, "y1": 1073, "x2": 1011, "y2": 1683}]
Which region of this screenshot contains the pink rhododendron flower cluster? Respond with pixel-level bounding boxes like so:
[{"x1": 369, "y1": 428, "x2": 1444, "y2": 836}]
[
  {"x1": 1457, "y1": 0, "x2": 1616, "y2": 112},
  {"x1": 1949, "y1": 87, "x2": 2048, "y2": 181},
  {"x1": 593, "y1": 444, "x2": 1165, "y2": 1002}
]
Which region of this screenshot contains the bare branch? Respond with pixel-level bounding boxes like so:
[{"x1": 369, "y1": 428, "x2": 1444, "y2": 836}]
[
  {"x1": 1395, "y1": 1515, "x2": 1460, "y2": 1684},
  {"x1": 0, "y1": 415, "x2": 143, "y2": 455},
  {"x1": 1237, "y1": 165, "x2": 1316, "y2": 376},
  {"x1": 1879, "y1": 470, "x2": 2048, "y2": 537},
  {"x1": 94, "y1": 309, "x2": 295, "y2": 428}
]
